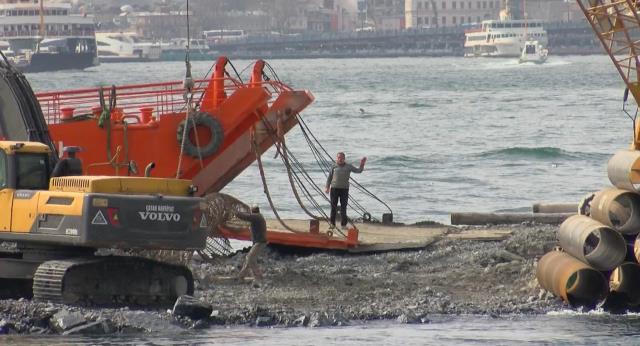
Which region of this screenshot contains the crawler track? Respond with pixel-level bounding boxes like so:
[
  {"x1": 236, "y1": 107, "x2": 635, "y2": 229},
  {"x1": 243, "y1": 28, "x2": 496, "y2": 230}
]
[{"x1": 33, "y1": 256, "x2": 193, "y2": 307}]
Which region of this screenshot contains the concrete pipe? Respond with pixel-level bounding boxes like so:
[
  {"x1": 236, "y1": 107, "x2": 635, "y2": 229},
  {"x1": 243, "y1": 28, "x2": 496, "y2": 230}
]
[
  {"x1": 589, "y1": 188, "x2": 640, "y2": 235},
  {"x1": 608, "y1": 262, "x2": 640, "y2": 308},
  {"x1": 450, "y1": 212, "x2": 573, "y2": 225},
  {"x1": 536, "y1": 251, "x2": 608, "y2": 308},
  {"x1": 608, "y1": 150, "x2": 640, "y2": 193},
  {"x1": 532, "y1": 203, "x2": 578, "y2": 214},
  {"x1": 630, "y1": 234, "x2": 640, "y2": 263},
  {"x1": 558, "y1": 215, "x2": 627, "y2": 271}
]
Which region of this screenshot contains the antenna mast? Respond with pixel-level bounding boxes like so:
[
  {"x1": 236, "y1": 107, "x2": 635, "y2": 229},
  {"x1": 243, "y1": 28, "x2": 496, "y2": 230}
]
[
  {"x1": 39, "y1": 0, "x2": 45, "y2": 38},
  {"x1": 183, "y1": 0, "x2": 193, "y2": 93}
]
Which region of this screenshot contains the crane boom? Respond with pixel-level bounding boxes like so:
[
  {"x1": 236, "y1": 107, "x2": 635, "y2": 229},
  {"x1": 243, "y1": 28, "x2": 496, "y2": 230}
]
[{"x1": 576, "y1": 0, "x2": 640, "y2": 147}]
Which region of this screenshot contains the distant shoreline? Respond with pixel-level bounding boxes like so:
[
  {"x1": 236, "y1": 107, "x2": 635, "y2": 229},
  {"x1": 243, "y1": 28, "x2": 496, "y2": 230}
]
[{"x1": 99, "y1": 46, "x2": 603, "y2": 64}]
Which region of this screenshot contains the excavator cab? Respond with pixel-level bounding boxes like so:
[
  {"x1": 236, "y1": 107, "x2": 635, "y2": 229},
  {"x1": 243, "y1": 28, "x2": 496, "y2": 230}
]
[
  {"x1": 0, "y1": 141, "x2": 50, "y2": 191},
  {"x1": 0, "y1": 140, "x2": 208, "y2": 305}
]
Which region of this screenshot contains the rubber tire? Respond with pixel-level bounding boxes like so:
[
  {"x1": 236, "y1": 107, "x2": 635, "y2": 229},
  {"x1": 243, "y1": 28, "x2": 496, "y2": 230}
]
[{"x1": 176, "y1": 113, "x2": 224, "y2": 158}]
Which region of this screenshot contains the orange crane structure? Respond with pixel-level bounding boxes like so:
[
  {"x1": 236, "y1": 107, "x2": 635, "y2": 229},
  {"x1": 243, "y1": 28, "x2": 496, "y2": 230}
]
[
  {"x1": 33, "y1": 56, "x2": 373, "y2": 252},
  {"x1": 536, "y1": 1, "x2": 640, "y2": 311}
]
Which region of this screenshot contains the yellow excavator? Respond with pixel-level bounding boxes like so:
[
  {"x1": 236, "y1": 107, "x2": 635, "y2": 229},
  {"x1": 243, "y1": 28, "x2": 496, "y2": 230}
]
[{"x1": 0, "y1": 55, "x2": 207, "y2": 306}]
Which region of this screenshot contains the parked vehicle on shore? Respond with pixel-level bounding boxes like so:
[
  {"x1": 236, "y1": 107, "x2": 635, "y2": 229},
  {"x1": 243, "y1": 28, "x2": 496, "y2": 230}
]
[{"x1": 203, "y1": 29, "x2": 247, "y2": 46}]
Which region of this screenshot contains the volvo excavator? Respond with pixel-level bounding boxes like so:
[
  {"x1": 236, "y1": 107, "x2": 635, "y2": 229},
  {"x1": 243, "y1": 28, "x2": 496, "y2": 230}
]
[{"x1": 0, "y1": 57, "x2": 207, "y2": 306}]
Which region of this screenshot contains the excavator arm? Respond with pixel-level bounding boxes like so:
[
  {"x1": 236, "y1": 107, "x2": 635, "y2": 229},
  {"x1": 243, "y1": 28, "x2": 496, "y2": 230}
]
[
  {"x1": 576, "y1": 0, "x2": 640, "y2": 148},
  {"x1": 0, "y1": 57, "x2": 58, "y2": 160}
]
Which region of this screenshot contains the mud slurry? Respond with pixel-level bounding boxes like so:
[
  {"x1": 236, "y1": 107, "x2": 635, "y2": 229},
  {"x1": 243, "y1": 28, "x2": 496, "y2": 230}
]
[{"x1": 0, "y1": 223, "x2": 566, "y2": 335}]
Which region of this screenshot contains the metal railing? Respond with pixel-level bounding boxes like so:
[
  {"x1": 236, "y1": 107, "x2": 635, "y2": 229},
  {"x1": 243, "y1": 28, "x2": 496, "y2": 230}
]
[{"x1": 36, "y1": 76, "x2": 294, "y2": 124}]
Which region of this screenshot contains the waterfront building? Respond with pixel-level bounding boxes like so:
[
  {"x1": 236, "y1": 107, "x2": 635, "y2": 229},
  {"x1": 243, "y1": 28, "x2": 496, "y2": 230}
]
[
  {"x1": 365, "y1": 0, "x2": 405, "y2": 31},
  {"x1": 129, "y1": 11, "x2": 187, "y2": 40},
  {"x1": 405, "y1": 0, "x2": 501, "y2": 29}
]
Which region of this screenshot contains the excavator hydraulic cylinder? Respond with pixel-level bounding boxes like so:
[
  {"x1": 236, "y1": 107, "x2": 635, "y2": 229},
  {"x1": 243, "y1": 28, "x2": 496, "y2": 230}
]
[
  {"x1": 536, "y1": 251, "x2": 608, "y2": 308},
  {"x1": 558, "y1": 215, "x2": 626, "y2": 271}
]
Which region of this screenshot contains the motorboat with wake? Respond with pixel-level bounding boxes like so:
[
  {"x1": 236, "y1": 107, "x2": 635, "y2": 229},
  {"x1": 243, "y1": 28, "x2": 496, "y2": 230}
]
[{"x1": 519, "y1": 40, "x2": 548, "y2": 64}]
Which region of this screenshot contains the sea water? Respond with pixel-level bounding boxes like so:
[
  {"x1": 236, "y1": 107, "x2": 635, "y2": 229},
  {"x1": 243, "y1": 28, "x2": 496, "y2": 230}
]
[
  {"x1": 29, "y1": 55, "x2": 625, "y2": 225},
  {"x1": 17, "y1": 55, "x2": 636, "y2": 344},
  {"x1": 5, "y1": 312, "x2": 640, "y2": 345}
]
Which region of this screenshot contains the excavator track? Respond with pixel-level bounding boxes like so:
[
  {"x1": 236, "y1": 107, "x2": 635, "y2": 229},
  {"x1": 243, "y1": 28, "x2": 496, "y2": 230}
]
[{"x1": 33, "y1": 256, "x2": 194, "y2": 307}]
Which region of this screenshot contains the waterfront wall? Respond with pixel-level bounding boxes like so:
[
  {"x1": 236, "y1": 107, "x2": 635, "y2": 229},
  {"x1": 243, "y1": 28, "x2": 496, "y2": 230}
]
[{"x1": 200, "y1": 21, "x2": 600, "y2": 60}]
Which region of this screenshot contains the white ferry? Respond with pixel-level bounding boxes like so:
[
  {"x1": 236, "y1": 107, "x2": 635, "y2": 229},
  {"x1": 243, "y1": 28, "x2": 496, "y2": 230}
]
[
  {"x1": 95, "y1": 32, "x2": 162, "y2": 63},
  {"x1": 0, "y1": 0, "x2": 98, "y2": 72},
  {"x1": 464, "y1": 19, "x2": 548, "y2": 58}
]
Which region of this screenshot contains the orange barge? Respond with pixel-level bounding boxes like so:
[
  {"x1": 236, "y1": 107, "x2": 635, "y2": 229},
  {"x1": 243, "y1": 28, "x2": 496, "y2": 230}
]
[
  {"x1": 36, "y1": 56, "x2": 377, "y2": 251},
  {"x1": 34, "y1": 56, "x2": 506, "y2": 252}
]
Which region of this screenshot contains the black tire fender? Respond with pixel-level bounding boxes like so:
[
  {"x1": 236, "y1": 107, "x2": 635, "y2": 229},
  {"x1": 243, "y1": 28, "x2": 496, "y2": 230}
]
[{"x1": 176, "y1": 112, "x2": 224, "y2": 158}]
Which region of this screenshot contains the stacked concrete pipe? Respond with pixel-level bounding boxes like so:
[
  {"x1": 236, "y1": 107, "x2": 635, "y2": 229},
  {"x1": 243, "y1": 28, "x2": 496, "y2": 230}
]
[{"x1": 537, "y1": 150, "x2": 640, "y2": 311}]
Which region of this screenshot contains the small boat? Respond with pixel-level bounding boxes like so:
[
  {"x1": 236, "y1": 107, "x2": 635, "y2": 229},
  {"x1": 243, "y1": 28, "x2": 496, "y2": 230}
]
[{"x1": 519, "y1": 40, "x2": 548, "y2": 64}]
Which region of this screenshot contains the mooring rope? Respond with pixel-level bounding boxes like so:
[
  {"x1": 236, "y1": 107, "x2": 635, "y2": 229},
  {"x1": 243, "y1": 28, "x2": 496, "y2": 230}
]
[{"x1": 251, "y1": 127, "x2": 307, "y2": 234}]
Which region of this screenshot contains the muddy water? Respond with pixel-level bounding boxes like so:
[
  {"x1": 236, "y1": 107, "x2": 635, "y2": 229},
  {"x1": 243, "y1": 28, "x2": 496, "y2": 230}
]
[{"x1": 4, "y1": 313, "x2": 640, "y2": 345}]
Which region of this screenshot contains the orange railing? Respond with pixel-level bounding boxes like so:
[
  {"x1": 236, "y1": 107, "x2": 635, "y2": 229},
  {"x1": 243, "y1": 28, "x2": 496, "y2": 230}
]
[
  {"x1": 37, "y1": 77, "x2": 243, "y2": 124},
  {"x1": 37, "y1": 75, "x2": 296, "y2": 124}
]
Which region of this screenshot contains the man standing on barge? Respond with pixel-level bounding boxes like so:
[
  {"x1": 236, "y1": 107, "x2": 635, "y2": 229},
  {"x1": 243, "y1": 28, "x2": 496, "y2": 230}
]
[{"x1": 325, "y1": 152, "x2": 366, "y2": 230}]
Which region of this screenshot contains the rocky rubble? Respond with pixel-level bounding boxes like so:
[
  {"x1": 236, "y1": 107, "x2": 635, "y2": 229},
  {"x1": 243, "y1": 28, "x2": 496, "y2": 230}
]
[{"x1": 0, "y1": 223, "x2": 567, "y2": 335}]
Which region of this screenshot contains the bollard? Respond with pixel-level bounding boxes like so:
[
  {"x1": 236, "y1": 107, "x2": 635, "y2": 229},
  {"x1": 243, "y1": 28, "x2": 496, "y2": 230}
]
[
  {"x1": 347, "y1": 227, "x2": 359, "y2": 246},
  {"x1": 558, "y1": 215, "x2": 626, "y2": 271},
  {"x1": 60, "y1": 107, "x2": 75, "y2": 120},
  {"x1": 309, "y1": 219, "x2": 319, "y2": 234},
  {"x1": 111, "y1": 107, "x2": 123, "y2": 122},
  {"x1": 140, "y1": 107, "x2": 154, "y2": 123},
  {"x1": 536, "y1": 251, "x2": 608, "y2": 309}
]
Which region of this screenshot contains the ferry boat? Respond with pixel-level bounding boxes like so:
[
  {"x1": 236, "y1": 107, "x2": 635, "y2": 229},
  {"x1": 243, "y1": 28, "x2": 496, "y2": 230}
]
[
  {"x1": 95, "y1": 32, "x2": 162, "y2": 63},
  {"x1": 0, "y1": 0, "x2": 98, "y2": 72},
  {"x1": 464, "y1": 19, "x2": 548, "y2": 58}
]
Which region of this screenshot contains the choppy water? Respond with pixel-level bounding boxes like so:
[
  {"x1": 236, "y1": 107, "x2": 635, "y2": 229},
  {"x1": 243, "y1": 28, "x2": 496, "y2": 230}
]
[
  {"x1": 5, "y1": 312, "x2": 640, "y2": 345},
  {"x1": 29, "y1": 55, "x2": 626, "y2": 224},
  {"x1": 18, "y1": 55, "x2": 637, "y2": 343}
]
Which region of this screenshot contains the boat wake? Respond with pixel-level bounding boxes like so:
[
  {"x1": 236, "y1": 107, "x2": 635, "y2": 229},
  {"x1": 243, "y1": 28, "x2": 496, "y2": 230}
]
[{"x1": 481, "y1": 58, "x2": 570, "y2": 69}]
